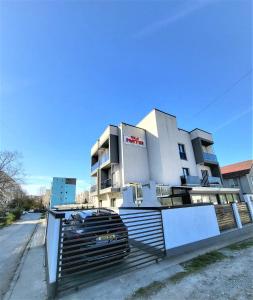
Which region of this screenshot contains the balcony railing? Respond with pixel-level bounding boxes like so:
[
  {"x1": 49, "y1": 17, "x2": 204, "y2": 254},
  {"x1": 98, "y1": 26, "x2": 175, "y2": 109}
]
[
  {"x1": 100, "y1": 152, "x2": 110, "y2": 166},
  {"x1": 203, "y1": 152, "x2": 218, "y2": 163},
  {"x1": 208, "y1": 176, "x2": 222, "y2": 186},
  {"x1": 181, "y1": 175, "x2": 201, "y2": 186},
  {"x1": 90, "y1": 184, "x2": 97, "y2": 193},
  {"x1": 156, "y1": 185, "x2": 170, "y2": 197},
  {"x1": 101, "y1": 178, "x2": 112, "y2": 190},
  {"x1": 91, "y1": 161, "x2": 99, "y2": 173}
]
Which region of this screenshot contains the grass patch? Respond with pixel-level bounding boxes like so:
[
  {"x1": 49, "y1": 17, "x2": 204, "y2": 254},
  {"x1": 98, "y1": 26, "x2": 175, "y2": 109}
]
[
  {"x1": 183, "y1": 251, "x2": 227, "y2": 273},
  {"x1": 226, "y1": 239, "x2": 253, "y2": 251},
  {"x1": 129, "y1": 281, "x2": 167, "y2": 299}
]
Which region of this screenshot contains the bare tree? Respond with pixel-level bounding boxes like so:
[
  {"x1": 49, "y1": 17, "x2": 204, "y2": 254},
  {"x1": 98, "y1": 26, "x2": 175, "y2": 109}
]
[{"x1": 0, "y1": 151, "x2": 24, "y2": 211}]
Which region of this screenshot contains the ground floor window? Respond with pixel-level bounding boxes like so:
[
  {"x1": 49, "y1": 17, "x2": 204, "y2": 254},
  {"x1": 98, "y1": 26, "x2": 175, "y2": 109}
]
[{"x1": 110, "y1": 198, "x2": 116, "y2": 207}]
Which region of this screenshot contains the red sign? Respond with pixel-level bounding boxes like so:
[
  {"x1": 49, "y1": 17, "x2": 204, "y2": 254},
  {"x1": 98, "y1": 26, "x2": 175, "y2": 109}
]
[{"x1": 124, "y1": 135, "x2": 146, "y2": 147}]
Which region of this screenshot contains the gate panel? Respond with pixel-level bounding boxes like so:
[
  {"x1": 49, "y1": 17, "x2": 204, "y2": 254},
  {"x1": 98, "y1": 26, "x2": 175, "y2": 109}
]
[
  {"x1": 215, "y1": 205, "x2": 236, "y2": 231},
  {"x1": 237, "y1": 202, "x2": 252, "y2": 225},
  {"x1": 56, "y1": 209, "x2": 165, "y2": 294}
]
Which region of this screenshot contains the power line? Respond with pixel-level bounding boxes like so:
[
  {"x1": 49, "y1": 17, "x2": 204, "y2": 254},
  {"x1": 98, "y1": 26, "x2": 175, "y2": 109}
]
[{"x1": 190, "y1": 68, "x2": 252, "y2": 119}]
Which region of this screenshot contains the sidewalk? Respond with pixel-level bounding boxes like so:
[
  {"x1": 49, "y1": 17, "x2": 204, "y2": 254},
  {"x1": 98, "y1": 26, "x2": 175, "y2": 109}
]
[
  {"x1": 4, "y1": 219, "x2": 47, "y2": 300},
  {"x1": 0, "y1": 213, "x2": 41, "y2": 299}
]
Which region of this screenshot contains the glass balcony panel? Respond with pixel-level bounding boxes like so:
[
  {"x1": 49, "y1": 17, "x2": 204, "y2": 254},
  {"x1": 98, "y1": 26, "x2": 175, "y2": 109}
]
[
  {"x1": 91, "y1": 161, "x2": 99, "y2": 172},
  {"x1": 203, "y1": 152, "x2": 218, "y2": 163},
  {"x1": 181, "y1": 175, "x2": 200, "y2": 185},
  {"x1": 208, "y1": 176, "x2": 222, "y2": 186},
  {"x1": 100, "y1": 152, "x2": 110, "y2": 165},
  {"x1": 90, "y1": 184, "x2": 97, "y2": 192}
]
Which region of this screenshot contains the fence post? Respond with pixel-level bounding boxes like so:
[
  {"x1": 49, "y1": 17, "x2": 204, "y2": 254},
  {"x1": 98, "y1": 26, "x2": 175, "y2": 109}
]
[
  {"x1": 245, "y1": 198, "x2": 253, "y2": 221},
  {"x1": 232, "y1": 203, "x2": 242, "y2": 229}
]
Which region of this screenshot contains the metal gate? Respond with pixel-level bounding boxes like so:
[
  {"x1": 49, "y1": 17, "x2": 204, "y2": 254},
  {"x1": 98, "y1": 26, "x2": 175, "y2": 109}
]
[
  {"x1": 56, "y1": 209, "x2": 166, "y2": 294},
  {"x1": 215, "y1": 204, "x2": 236, "y2": 231},
  {"x1": 237, "y1": 202, "x2": 252, "y2": 225}
]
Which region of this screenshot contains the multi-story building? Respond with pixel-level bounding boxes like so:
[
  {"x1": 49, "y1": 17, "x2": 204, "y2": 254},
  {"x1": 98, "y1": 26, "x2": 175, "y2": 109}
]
[
  {"x1": 90, "y1": 109, "x2": 240, "y2": 208},
  {"x1": 221, "y1": 160, "x2": 253, "y2": 201},
  {"x1": 50, "y1": 177, "x2": 76, "y2": 208}
]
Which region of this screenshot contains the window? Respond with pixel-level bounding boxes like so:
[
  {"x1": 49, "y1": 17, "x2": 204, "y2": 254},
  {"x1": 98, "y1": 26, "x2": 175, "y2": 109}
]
[
  {"x1": 182, "y1": 168, "x2": 190, "y2": 177},
  {"x1": 226, "y1": 194, "x2": 234, "y2": 203},
  {"x1": 219, "y1": 194, "x2": 227, "y2": 204},
  {"x1": 110, "y1": 198, "x2": 116, "y2": 207},
  {"x1": 99, "y1": 200, "x2": 102, "y2": 207},
  {"x1": 191, "y1": 195, "x2": 202, "y2": 203},
  {"x1": 178, "y1": 144, "x2": 187, "y2": 160},
  {"x1": 232, "y1": 194, "x2": 240, "y2": 202}
]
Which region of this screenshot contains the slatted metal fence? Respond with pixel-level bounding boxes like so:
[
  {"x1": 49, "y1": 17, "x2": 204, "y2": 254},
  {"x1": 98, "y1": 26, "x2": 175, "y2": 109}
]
[
  {"x1": 237, "y1": 202, "x2": 252, "y2": 225},
  {"x1": 215, "y1": 204, "x2": 236, "y2": 231},
  {"x1": 56, "y1": 209, "x2": 165, "y2": 294}
]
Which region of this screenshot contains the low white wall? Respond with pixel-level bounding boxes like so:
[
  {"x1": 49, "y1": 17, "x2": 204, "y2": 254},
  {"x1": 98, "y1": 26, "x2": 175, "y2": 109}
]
[
  {"x1": 162, "y1": 205, "x2": 220, "y2": 249},
  {"x1": 46, "y1": 213, "x2": 60, "y2": 284}
]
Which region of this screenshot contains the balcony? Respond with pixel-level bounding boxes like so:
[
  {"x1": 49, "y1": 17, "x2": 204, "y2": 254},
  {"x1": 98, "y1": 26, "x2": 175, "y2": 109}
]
[
  {"x1": 91, "y1": 161, "x2": 99, "y2": 173},
  {"x1": 101, "y1": 178, "x2": 112, "y2": 190},
  {"x1": 181, "y1": 175, "x2": 201, "y2": 186},
  {"x1": 100, "y1": 152, "x2": 110, "y2": 166},
  {"x1": 208, "y1": 176, "x2": 222, "y2": 186},
  {"x1": 90, "y1": 184, "x2": 97, "y2": 193},
  {"x1": 156, "y1": 185, "x2": 170, "y2": 197},
  {"x1": 203, "y1": 152, "x2": 218, "y2": 164}
]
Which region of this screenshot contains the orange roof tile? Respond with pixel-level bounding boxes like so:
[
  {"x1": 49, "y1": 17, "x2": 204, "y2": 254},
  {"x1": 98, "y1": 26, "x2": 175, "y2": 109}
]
[{"x1": 221, "y1": 160, "x2": 253, "y2": 175}]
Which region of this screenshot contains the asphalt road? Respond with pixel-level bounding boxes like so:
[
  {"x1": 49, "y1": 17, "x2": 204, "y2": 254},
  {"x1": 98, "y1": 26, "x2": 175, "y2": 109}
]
[{"x1": 0, "y1": 213, "x2": 41, "y2": 299}]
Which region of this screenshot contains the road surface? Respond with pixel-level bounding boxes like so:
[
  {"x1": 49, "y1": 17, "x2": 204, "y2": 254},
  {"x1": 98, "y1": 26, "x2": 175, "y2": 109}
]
[{"x1": 0, "y1": 213, "x2": 41, "y2": 298}]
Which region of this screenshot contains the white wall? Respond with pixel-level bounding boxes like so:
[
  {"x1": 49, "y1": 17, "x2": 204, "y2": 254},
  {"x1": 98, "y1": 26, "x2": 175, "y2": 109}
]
[
  {"x1": 162, "y1": 205, "x2": 220, "y2": 249},
  {"x1": 120, "y1": 124, "x2": 150, "y2": 185},
  {"x1": 137, "y1": 109, "x2": 201, "y2": 185},
  {"x1": 46, "y1": 213, "x2": 60, "y2": 284}
]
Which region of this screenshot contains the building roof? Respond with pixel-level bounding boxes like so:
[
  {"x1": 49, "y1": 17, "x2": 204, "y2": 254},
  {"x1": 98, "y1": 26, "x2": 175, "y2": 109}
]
[{"x1": 221, "y1": 160, "x2": 253, "y2": 178}]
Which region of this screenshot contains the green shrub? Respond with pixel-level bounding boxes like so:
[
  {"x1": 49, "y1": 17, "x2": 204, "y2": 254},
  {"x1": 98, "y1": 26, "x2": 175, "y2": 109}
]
[
  {"x1": 5, "y1": 212, "x2": 16, "y2": 225},
  {"x1": 12, "y1": 209, "x2": 22, "y2": 220}
]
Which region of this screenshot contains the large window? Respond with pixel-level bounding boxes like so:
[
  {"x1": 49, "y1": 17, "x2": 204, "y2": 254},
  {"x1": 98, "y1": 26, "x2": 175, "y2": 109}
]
[
  {"x1": 178, "y1": 144, "x2": 187, "y2": 160},
  {"x1": 182, "y1": 167, "x2": 190, "y2": 177}
]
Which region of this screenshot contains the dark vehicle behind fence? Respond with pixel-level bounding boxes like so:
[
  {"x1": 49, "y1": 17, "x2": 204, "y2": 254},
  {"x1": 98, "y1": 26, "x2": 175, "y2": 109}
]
[{"x1": 61, "y1": 209, "x2": 130, "y2": 275}]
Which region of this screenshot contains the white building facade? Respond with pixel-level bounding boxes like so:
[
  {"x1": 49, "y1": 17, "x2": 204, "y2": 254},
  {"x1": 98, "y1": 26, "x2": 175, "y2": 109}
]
[{"x1": 90, "y1": 109, "x2": 240, "y2": 208}]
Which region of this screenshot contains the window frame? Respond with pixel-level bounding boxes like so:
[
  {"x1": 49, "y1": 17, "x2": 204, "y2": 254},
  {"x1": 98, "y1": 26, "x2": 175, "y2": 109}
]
[
  {"x1": 178, "y1": 143, "x2": 187, "y2": 160},
  {"x1": 182, "y1": 167, "x2": 190, "y2": 177}
]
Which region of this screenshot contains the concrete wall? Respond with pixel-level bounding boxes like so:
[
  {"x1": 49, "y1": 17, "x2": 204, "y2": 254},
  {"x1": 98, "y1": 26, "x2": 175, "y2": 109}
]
[
  {"x1": 46, "y1": 213, "x2": 60, "y2": 284},
  {"x1": 120, "y1": 123, "x2": 150, "y2": 185},
  {"x1": 162, "y1": 205, "x2": 220, "y2": 249}
]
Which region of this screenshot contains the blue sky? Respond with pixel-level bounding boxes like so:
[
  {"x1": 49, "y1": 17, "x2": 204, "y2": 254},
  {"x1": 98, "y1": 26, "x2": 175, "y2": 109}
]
[{"x1": 0, "y1": 0, "x2": 252, "y2": 195}]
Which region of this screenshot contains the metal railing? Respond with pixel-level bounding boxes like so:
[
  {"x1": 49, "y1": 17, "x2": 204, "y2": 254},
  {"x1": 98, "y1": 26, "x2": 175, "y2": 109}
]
[
  {"x1": 55, "y1": 208, "x2": 165, "y2": 295},
  {"x1": 101, "y1": 178, "x2": 112, "y2": 190}
]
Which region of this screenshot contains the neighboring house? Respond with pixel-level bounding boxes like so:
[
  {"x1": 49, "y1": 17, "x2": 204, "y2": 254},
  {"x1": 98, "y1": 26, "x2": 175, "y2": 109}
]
[
  {"x1": 50, "y1": 177, "x2": 76, "y2": 208},
  {"x1": 42, "y1": 189, "x2": 51, "y2": 208},
  {"x1": 90, "y1": 108, "x2": 240, "y2": 208},
  {"x1": 76, "y1": 190, "x2": 90, "y2": 204},
  {"x1": 221, "y1": 160, "x2": 253, "y2": 201}
]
